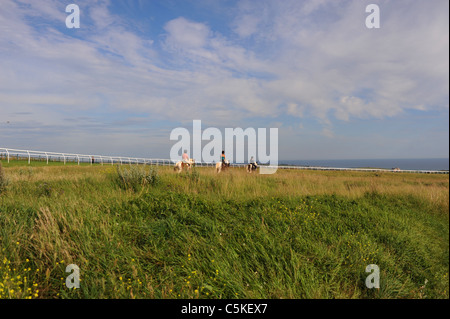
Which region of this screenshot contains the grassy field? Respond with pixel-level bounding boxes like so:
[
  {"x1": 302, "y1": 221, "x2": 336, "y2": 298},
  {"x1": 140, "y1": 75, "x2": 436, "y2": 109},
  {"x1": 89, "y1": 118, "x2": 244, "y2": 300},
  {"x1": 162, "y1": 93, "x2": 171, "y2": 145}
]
[{"x1": 0, "y1": 160, "x2": 448, "y2": 299}]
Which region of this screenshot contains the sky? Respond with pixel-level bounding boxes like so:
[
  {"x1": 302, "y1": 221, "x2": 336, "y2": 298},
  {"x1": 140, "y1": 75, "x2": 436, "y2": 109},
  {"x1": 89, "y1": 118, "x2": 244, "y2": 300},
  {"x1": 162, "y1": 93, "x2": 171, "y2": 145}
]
[{"x1": 0, "y1": 0, "x2": 448, "y2": 161}]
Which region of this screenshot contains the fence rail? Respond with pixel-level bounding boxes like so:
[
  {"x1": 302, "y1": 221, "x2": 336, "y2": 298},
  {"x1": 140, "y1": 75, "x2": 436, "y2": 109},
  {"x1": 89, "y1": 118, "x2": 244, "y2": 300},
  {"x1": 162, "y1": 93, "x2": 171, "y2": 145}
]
[{"x1": 0, "y1": 147, "x2": 448, "y2": 174}]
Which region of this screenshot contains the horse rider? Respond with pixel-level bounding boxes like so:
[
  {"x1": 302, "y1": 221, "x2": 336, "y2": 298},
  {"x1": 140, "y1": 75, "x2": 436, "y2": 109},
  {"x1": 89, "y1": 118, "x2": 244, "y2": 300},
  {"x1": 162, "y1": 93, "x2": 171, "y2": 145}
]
[
  {"x1": 250, "y1": 156, "x2": 257, "y2": 170},
  {"x1": 182, "y1": 150, "x2": 190, "y2": 168},
  {"x1": 221, "y1": 150, "x2": 227, "y2": 167}
]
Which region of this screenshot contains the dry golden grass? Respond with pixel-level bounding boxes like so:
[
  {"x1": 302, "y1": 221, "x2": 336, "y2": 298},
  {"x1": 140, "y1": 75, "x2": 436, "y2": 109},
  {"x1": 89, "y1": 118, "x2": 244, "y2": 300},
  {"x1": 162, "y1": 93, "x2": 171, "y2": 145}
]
[
  {"x1": 172, "y1": 166, "x2": 449, "y2": 210},
  {"x1": 7, "y1": 164, "x2": 448, "y2": 211}
]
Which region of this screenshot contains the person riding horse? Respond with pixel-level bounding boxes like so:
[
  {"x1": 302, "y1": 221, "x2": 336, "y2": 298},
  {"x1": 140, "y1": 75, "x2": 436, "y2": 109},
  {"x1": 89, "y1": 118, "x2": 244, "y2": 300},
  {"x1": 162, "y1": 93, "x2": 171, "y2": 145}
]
[
  {"x1": 216, "y1": 151, "x2": 230, "y2": 173},
  {"x1": 221, "y1": 151, "x2": 229, "y2": 168},
  {"x1": 174, "y1": 150, "x2": 194, "y2": 173},
  {"x1": 250, "y1": 156, "x2": 257, "y2": 170},
  {"x1": 246, "y1": 156, "x2": 258, "y2": 173}
]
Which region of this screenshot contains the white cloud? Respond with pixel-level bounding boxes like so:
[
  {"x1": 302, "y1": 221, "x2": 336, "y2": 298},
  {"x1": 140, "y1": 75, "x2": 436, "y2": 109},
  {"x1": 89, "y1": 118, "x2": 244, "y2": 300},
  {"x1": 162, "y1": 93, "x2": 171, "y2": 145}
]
[
  {"x1": 164, "y1": 17, "x2": 211, "y2": 49},
  {"x1": 232, "y1": 0, "x2": 448, "y2": 123},
  {"x1": 0, "y1": 0, "x2": 448, "y2": 158}
]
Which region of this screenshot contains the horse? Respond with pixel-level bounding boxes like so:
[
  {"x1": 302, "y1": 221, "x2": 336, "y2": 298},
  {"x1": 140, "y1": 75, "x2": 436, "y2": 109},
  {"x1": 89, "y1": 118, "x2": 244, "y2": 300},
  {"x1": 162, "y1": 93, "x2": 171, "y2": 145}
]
[
  {"x1": 246, "y1": 162, "x2": 258, "y2": 173},
  {"x1": 216, "y1": 160, "x2": 230, "y2": 173},
  {"x1": 174, "y1": 158, "x2": 195, "y2": 173}
]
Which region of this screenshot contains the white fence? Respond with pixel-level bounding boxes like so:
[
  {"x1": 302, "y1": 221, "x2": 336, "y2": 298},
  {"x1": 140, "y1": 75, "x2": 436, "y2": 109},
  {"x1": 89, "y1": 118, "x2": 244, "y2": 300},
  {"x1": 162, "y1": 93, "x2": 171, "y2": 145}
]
[
  {"x1": 0, "y1": 147, "x2": 448, "y2": 174},
  {"x1": 274, "y1": 165, "x2": 448, "y2": 174},
  {"x1": 0, "y1": 147, "x2": 211, "y2": 167}
]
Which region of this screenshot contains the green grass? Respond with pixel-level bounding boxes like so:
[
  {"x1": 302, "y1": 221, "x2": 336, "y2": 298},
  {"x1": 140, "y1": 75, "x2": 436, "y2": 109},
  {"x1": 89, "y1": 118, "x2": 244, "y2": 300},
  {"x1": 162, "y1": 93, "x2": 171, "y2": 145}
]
[
  {"x1": 0, "y1": 159, "x2": 96, "y2": 167},
  {"x1": 0, "y1": 162, "x2": 448, "y2": 299}
]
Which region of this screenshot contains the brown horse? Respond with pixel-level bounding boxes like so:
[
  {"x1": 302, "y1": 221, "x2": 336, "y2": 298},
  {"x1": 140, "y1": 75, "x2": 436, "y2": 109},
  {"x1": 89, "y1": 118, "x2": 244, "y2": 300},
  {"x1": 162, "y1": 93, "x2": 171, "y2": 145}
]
[
  {"x1": 174, "y1": 159, "x2": 195, "y2": 173},
  {"x1": 246, "y1": 162, "x2": 258, "y2": 173}
]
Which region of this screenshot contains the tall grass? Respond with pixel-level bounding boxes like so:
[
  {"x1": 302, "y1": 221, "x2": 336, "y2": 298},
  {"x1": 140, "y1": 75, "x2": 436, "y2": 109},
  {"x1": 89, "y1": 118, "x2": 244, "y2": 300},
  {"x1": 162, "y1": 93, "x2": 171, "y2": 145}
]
[
  {"x1": 0, "y1": 163, "x2": 448, "y2": 299},
  {"x1": 0, "y1": 162, "x2": 9, "y2": 195},
  {"x1": 115, "y1": 165, "x2": 160, "y2": 192}
]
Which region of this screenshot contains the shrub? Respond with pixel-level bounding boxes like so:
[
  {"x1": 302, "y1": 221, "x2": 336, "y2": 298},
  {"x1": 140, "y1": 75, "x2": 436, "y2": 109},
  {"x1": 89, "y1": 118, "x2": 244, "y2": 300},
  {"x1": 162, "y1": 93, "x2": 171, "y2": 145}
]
[{"x1": 115, "y1": 165, "x2": 160, "y2": 191}]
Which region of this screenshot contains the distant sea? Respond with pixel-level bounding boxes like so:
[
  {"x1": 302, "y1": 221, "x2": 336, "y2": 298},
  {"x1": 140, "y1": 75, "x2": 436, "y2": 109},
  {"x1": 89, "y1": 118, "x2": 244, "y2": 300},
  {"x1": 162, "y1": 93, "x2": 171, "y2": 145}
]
[{"x1": 279, "y1": 158, "x2": 449, "y2": 171}]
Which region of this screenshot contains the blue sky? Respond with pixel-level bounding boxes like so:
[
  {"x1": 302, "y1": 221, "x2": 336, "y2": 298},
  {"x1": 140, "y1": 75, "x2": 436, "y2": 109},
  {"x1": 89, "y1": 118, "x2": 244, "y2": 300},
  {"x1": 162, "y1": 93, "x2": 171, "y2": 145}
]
[{"x1": 0, "y1": 0, "x2": 448, "y2": 161}]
